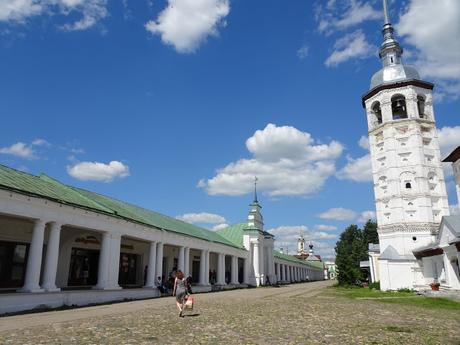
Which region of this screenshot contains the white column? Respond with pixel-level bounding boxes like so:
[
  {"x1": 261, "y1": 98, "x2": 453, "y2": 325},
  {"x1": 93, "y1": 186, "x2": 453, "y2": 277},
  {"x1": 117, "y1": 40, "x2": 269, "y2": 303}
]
[
  {"x1": 243, "y1": 257, "x2": 250, "y2": 284},
  {"x1": 95, "y1": 232, "x2": 110, "y2": 289},
  {"x1": 145, "y1": 241, "x2": 157, "y2": 288},
  {"x1": 199, "y1": 249, "x2": 206, "y2": 285},
  {"x1": 205, "y1": 250, "x2": 210, "y2": 285},
  {"x1": 259, "y1": 244, "x2": 265, "y2": 283},
  {"x1": 253, "y1": 242, "x2": 260, "y2": 284},
  {"x1": 268, "y1": 248, "x2": 274, "y2": 279},
  {"x1": 276, "y1": 263, "x2": 281, "y2": 282},
  {"x1": 288, "y1": 266, "x2": 292, "y2": 282},
  {"x1": 178, "y1": 246, "x2": 185, "y2": 273},
  {"x1": 369, "y1": 256, "x2": 375, "y2": 283},
  {"x1": 217, "y1": 253, "x2": 225, "y2": 285},
  {"x1": 20, "y1": 219, "x2": 47, "y2": 292},
  {"x1": 95, "y1": 232, "x2": 121, "y2": 290},
  {"x1": 42, "y1": 222, "x2": 62, "y2": 291},
  {"x1": 156, "y1": 242, "x2": 164, "y2": 282},
  {"x1": 184, "y1": 247, "x2": 190, "y2": 277},
  {"x1": 231, "y1": 256, "x2": 239, "y2": 284}
]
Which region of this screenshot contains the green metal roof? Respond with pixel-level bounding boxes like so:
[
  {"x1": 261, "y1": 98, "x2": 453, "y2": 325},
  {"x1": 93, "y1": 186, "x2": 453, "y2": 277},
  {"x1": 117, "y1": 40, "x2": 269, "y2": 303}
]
[
  {"x1": 0, "y1": 164, "x2": 243, "y2": 250},
  {"x1": 274, "y1": 250, "x2": 324, "y2": 270},
  {"x1": 216, "y1": 222, "x2": 274, "y2": 247},
  {"x1": 216, "y1": 223, "x2": 246, "y2": 247},
  {"x1": 217, "y1": 223, "x2": 323, "y2": 270}
]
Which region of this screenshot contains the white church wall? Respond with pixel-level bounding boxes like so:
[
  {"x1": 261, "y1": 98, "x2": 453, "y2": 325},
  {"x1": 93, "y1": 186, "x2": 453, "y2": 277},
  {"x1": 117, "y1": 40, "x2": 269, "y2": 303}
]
[{"x1": 379, "y1": 260, "x2": 415, "y2": 290}]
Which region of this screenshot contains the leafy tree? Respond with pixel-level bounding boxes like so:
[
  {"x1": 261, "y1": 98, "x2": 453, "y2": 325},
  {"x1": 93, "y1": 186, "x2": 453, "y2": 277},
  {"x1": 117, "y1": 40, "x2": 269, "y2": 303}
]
[
  {"x1": 362, "y1": 219, "x2": 379, "y2": 246},
  {"x1": 335, "y1": 220, "x2": 378, "y2": 285},
  {"x1": 335, "y1": 225, "x2": 363, "y2": 285}
]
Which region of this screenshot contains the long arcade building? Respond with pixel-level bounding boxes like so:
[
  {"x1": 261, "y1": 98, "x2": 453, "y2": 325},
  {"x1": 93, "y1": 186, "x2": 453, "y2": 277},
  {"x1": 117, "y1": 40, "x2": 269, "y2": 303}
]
[{"x1": 0, "y1": 165, "x2": 323, "y2": 314}]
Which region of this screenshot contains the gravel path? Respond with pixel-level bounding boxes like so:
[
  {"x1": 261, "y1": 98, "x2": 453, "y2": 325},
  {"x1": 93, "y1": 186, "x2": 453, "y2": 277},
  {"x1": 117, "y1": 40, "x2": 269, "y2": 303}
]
[{"x1": 0, "y1": 281, "x2": 458, "y2": 344}]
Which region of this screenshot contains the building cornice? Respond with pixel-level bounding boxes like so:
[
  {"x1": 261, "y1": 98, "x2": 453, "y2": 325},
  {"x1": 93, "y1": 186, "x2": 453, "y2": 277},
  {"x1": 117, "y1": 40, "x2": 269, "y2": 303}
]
[
  {"x1": 362, "y1": 79, "x2": 434, "y2": 107},
  {"x1": 378, "y1": 222, "x2": 439, "y2": 235}
]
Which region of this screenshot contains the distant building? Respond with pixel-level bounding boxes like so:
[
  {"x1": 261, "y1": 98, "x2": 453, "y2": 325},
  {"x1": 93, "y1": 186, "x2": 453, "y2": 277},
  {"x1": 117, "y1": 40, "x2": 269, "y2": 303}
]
[
  {"x1": 294, "y1": 236, "x2": 324, "y2": 280},
  {"x1": 324, "y1": 261, "x2": 336, "y2": 280}
]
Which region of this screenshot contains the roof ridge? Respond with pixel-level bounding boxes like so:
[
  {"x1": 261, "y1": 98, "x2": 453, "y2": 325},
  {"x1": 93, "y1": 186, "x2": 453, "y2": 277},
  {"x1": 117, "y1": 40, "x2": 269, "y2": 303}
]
[
  {"x1": 39, "y1": 174, "x2": 115, "y2": 214},
  {"x1": 71, "y1": 185, "x2": 242, "y2": 248},
  {"x1": 0, "y1": 164, "x2": 37, "y2": 178}
]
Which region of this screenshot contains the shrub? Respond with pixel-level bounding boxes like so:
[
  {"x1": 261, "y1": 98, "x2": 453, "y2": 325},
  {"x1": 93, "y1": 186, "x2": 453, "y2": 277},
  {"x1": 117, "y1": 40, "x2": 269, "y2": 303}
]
[
  {"x1": 369, "y1": 282, "x2": 380, "y2": 290},
  {"x1": 397, "y1": 288, "x2": 414, "y2": 293}
]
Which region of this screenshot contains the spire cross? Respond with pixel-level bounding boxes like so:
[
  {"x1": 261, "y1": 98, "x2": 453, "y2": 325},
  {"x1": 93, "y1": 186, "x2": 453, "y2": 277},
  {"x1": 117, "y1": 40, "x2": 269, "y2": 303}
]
[{"x1": 383, "y1": 0, "x2": 390, "y2": 25}]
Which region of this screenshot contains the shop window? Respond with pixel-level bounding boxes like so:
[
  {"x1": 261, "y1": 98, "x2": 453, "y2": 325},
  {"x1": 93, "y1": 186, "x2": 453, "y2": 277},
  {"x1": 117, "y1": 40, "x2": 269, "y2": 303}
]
[
  {"x1": 0, "y1": 241, "x2": 29, "y2": 289},
  {"x1": 68, "y1": 248, "x2": 99, "y2": 286}
]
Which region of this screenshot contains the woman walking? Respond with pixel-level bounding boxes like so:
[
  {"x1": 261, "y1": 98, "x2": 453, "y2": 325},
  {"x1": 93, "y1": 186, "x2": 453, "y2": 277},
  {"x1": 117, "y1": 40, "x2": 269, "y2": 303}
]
[{"x1": 172, "y1": 270, "x2": 187, "y2": 317}]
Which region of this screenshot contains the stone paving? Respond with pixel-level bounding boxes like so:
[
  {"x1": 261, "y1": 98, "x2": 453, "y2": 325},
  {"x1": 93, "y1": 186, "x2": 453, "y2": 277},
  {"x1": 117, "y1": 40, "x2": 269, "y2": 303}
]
[{"x1": 0, "y1": 281, "x2": 459, "y2": 345}]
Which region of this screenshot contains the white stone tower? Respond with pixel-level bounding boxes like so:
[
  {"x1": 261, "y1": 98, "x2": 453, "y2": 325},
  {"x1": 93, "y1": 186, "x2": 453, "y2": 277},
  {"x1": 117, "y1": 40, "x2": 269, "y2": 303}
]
[
  {"x1": 242, "y1": 177, "x2": 275, "y2": 286},
  {"x1": 362, "y1": 0, "x2": 450, "y2": 290},
  {"x1": 297, "y1": 232, "x2": 305, "y2": 255}
]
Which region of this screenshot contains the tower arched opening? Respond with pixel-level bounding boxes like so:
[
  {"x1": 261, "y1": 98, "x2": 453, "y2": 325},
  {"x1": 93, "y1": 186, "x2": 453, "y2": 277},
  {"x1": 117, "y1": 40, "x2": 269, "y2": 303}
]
[
  {"x1": 391, "y1": 94, "x2": 407, "y2": 120},
  {"x1": 371, "y1": 101, "x2": 383, "y2": 125},
  {"x1": 417, "y1": 95, "x2": 426, "y2": 119}
]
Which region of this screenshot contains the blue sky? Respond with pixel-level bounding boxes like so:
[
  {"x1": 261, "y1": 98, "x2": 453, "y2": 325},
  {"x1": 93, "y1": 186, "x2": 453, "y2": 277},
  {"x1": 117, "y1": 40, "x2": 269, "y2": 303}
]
[{"x1": 1, "y1": 0, "x2": 459, "y2": 258}]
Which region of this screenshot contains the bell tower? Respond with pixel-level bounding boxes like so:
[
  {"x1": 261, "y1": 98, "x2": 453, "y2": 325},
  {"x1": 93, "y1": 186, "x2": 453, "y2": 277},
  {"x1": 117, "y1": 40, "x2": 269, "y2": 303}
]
[
  {"x1": 297, "y1": 232, "x2": 305, "y2": 255},
  {"x1": 362, "y1": 0, "x2": 450, "y2": 290}
]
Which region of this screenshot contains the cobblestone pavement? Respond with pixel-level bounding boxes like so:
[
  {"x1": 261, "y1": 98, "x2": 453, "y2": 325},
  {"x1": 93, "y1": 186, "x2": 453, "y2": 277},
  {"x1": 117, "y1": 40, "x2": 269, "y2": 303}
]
[{"x1": 0, "y1": 281, "x2": 459, "y2": 345}]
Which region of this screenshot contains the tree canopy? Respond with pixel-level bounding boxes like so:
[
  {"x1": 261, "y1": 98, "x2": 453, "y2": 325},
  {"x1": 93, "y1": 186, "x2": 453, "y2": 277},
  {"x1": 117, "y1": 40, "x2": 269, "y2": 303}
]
[{"x1": 335, "y1": 220, "x2": 378, "y2": 285}]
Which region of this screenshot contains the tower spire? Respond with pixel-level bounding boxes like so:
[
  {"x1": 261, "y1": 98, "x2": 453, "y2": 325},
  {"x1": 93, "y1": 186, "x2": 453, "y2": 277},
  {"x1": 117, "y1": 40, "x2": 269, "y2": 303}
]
[
  {"x1": 253, "y1": 176, "x2": 258, "y2": 204},
  {"x1": 379, "y1": 0, "x2": 403, "y2": 66},
  {"x1": 383, "y1": 0, "x2": 390, "y2": 25}
]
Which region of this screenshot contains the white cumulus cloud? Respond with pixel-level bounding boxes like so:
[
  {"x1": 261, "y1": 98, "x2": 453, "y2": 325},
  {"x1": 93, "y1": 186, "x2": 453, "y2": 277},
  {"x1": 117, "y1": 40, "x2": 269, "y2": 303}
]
[
  {"x1": 0, "y1": 142, "x2": 36, "y2": 159},
  {"x1": 212, "y1": 223, "x2": 229, "y2": 231},
  {"x1": 437, "y1": 126, "x2": 460, "y2": 158},
  {"x1": 396, "y1": 0, "x2": 460, "y2": 99},
  {"x1": 297, "y1": 44, "x2": 309, "y2": 59},
  {"x1": 336, "y1": 153, "x2": 372, "y2": 182},
  {"x1": 317, "y1": 207, "x2": 357, "y2": 221},
  {"x1": 199, "y1": 123, "x2": 344, "y2": 197},
  {"x1": 317, "y1": 207, "x2": 376, "y2": 223},
  {"x1": 357, "y1": 210, "x2": 376, "y2": 223},
  {"x1": 176, "y1": 212, "x2": 226, "y2": 224},
  {"x1": 314, "y1": 224, "x2": 337, "y2": 232},
  {"x1": 0, "y1": 0, "x2": 43, "y2": 22},
  {"x1": 32, "y1": 138, "x2": 50, "y2": 146},
  {"x1": 145, "y1": 0, "x2": 230, "y2": 53},
  {"x1": 0, "y1": 0, "x2": 108, "y2": 31},
  {"x1": 316, "y1": 0, "x2": 380, "y2": 35},
  {"x1": 358, "y1": 135, "x2": 369, "y2": 150},
  {"x1": 325, "y1": 30, "x2": 376, "y2": 67},
  {"x1": 67, "y1": 160, "x2": 130, "y2": 182}
]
